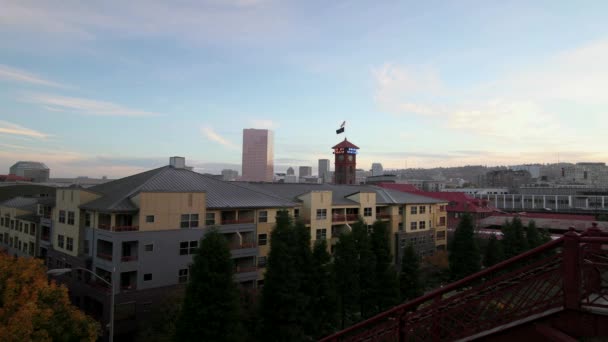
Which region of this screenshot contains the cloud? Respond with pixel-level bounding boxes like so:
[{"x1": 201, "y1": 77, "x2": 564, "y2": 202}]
[
  {"x1": 0, "y1": 120, "x2": 51, "y2": 139},
  {"x1": 249, "y1": 119, "x2": 279, "y2": 130},
  {"x1": 200, "y1": 126, "x2": 239, "y2": 150},
  {"x1": 25, "y1": 94, "x2": 161, "y2": 117},
  {"x1": 0, "y1": 64, "x2": 66, "y2": 88},
  {"x1": 372, "y1": 38, "x2": 608, "y2": 149}
]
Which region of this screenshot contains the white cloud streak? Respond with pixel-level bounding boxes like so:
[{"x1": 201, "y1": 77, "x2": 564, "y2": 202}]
[
  {"x1": 0, "y1": 64, "x2": 66, "y2": 88},
  {"x1": 25, "y1": 94, "x2": 161, "y2": 117},
  {"x1": 0, "y1": 120, "x2": 50, "y2": 139},
  {"x1": 200, "y1": 126, "x2": 239, "y2": 150}
]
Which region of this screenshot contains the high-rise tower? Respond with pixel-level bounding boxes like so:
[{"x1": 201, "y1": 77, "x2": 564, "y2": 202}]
[
  {"x1": 332, "y1": 138, "x2": 359, "y2": 184},
  {"x1": 242, "y1": 129, "x2": 274, "y2": 182}
]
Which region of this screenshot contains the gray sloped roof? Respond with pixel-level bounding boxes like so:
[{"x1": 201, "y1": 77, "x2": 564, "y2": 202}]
[
  {"x1": 80, "y1": 166, "x2": 297, "y2": 211},
  {"x1": 236, "y1": 183, "x2": 444, "y2": 206},
  {"x1": 0, "y1": 196, "x2": 39, "y2": 210}
]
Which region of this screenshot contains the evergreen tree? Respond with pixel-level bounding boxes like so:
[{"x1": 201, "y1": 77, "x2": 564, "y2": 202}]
[
  {"x1": 526, "y1": 220, "x2": 542, "y2": 249},
  {"x1": 334, "y1": 231, "x2": 360, "y2": 329},
  {"x1": 501, "y1": 217, "x2": 529, "y2": 259},
  {"x1": 309, "y1": 240, "x2": 338, "y2": 339},
  {"x1": 399, "y1": 243, "x2": 423, "y2": 301},
  {"x1": 174, "y1": 229, "x2": 242, "y2": 342},
  {"x1": 352, "y1": 220, "x2": 377, "y2": 319},
  {"x1": 370, "y1": 220, "x2": 399, "y2": 313},
  {"x1": 483, "y1": 234, "x2": 504, "y2": 268},
  {"x1": 258, "y1": 211, "x2": 306, "y2": 341},
  {"x1": 539, "y1": 228, "x2": 551, "y2": 244},
  {"x1": 449, "y1": 213, "x2": 481, "y2": 280},
  {"x1": 292, "y1": 220, "x2": 314, "y2": 338}
]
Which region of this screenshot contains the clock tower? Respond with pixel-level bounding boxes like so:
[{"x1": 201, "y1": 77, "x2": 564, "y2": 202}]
[{"x1": 332, "y1": 138, "x2": 359, "y2": 184}]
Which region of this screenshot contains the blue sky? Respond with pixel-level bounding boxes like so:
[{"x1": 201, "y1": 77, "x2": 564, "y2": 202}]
[{"x1": 1, "y1": 0, "x2": 608, "y2": 178}]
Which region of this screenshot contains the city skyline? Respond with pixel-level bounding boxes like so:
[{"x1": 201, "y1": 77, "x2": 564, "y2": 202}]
[{"x1": 2, "y1": 1, "x2": 608, "y2": 177}]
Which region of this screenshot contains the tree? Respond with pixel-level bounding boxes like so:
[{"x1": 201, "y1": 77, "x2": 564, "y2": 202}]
[
  {"x1": 501, "y1": 217, "x2": 529, "y2": 259},
  {"x1": 309, "y1": 240, "x2": 338, "y2": 339},
  {"x1": 370, "y1": 220, "x2": 399, "y2": 313},
  {"x1": 449, "y1": 213, "x2": 481, "y2": 280},
  {"x1": 0, "y1": 253, "x2": 99, "y2": 342},
  {"x1": 137, "y1": 292, "x2": 182, "y2": 342},
  {"x1": 258, "y1": 211, "x2": 307, "y2": 341},
  {"x1": 174, "y1": 229, "x2": 242, "y2": 342},
  {"x1": 352, "y1": 220, "x2": 377, "y2": 319},
  {"x1": 334, "y1": 230, "x2": 360, "y2": 329},
  {"x1": 483, "y1": 234, "x2": 504, "y2": 268},
  {"x1": 399, "y1": 243, "x2": 423, "y2": 302},
  {"x1": 526, "y1": 220, "x2": 542, "y2": 249}
]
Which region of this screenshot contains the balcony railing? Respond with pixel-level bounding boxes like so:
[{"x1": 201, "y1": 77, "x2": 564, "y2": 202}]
[
  {"x1": 41, "y1": 234, "x2": 50, "y2": 242},
  {"x1": 120, "y1": 284, "x2": 137, "y2": 291},
  {"x1": 377, "y1": 213, "x2": 391, "y2": 219},
  {"x1": 230, "y1": 242, "x2": 256, "y2": 250},
  {"x1": 332, "y1": 214, "x2": 358, "y2": 222},
  {"x1": 97, "y1": 224, "x2": 139, "y2": 232},
  {"x1": 121, "y1": 255, "x2": 137, "y2": 262},
  {"x1": 86, "y1": 279, "x2": 111, "y2": 293},
  {"x1": 96, "y1": 252, "x2": 113, "y2": 261},
  {"x1": 235, "y1": 266, "x2": 257, "y2": 273},
  {"x1": 221, "y1": 218, "x2": 255, "y2": 225}
]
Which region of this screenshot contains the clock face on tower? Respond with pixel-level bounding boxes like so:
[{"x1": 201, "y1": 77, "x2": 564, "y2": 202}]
[
  {"x1": 348, "y1": 155, "x2": 353, "y2": 161},
  {"x1": 338, "y1": 155, "x2": 344, "y2": 161}
]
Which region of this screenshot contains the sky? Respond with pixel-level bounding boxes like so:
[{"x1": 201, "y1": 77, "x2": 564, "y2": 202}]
[{"x1": 1, "y1": 0, "x2": 608, "y2": 178}]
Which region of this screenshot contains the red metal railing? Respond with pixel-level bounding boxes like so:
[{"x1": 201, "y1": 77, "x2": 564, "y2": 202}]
[
  {"x1": 96, "y1": 252, "x2": 112, "y2": 261},
  {"x1": 230, "y1": 242, "x2": 256, "y2": 250},
  {"x1": 41, "y1": 234, "x2": 50, "y2": 242},
  {"x1": 114, "y1": 225, "x2": 139, "y2": 232},
  {"x1": 333, "y1": 214, "x2": 359, "y2": 222},
  {"x1": 235, "y1": 266, "x2": 258, "y2": 273},
  {"x1": 121, "y1": 255, "x2": 137, "y2": 262},
  {"x1": 377, "y1": 213, "x2": 391, "y2": 219},
  {"x1": 222, "y1": 218, "x2": 255, "y2": 225},
  {"x1": 321, "y1": 225, "x2": 608, "y2": 341}
]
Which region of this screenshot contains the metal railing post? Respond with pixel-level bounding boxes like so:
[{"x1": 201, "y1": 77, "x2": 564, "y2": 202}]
[{"x1": 562, "y1": 227, "x2": 581, "y2": 310}]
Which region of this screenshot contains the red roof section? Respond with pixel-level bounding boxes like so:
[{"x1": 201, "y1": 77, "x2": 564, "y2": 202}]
[
  {"x1": 332, "y1": 138, "x2": 360, "y2": 149},
  {"x1": 0, "y1": 174, "x2": 33, "y2": 182},
  {"x1": 492, "y1": 212, "x2": 596, "y2": 221},
  {"x1": 376, "y1": 183, "x2": 496, "y2": 213}
]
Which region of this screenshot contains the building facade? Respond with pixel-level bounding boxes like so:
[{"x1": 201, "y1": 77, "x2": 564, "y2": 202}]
[
  {"x1": 333, "y1": 139, "x2": 359, "y2": 185},
  {"x1": 299, "y1": 166, "x2": 312, "y2": 180},
  {"x1": 0, "y1": 157, "x2": 448, "y2": 339},
  {"x1": 241, "y1": 129, "x2": 274, "y2": 182},
  {"x1": 318, "y1": 159, "x2": 330, "y2": 183}
]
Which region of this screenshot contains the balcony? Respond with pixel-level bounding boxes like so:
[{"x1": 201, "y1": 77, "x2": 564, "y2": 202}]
[
  {"x1": 96, "y1": 252, "x2": 113, "y2": 261},
  {"x1": 230, "y1": 242, "x2": 257, "y2": 250},
  {"x1": 221, "y1": 218, "x2": 255, "y2": 225},
  {"x1": 98, "y1": 224, "x2": 139, "y2": 232},
  {"x1": 235, "y1": 266, "x2": 258, "y2": 273},
  {"x1": 377, "y1": 213, "x2": 391, "y2": 220},
  {"x1": 332, "y1": 214, "x2": 358, "y2": 223},
  {"x1": 120, "y1": 271, "x2": 137, "y2": 291}
]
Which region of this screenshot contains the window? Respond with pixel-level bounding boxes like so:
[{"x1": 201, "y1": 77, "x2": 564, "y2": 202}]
[
  {"x1": 205, "y1": 213, "x2": 215, "y2": 226},
  {"x1": 143, "y1": 273, "x2": 152, "y2": 281},
  {"x1": 439, "y1": 217, "x2": 446, "y2": 226},
  {"x1": 258, "y1": 234, "x2": 267, "y2": 246},
  {"x1": 437, "y1": 231, "x2": 446, "y2": 240},
  {"x1": 146, "y1": 215, "x2": 155, "y2": 223},
  {"x1": 66, "y1": 237, "x2": 74, "y2": 251},
  {"x1": 178, "y1": 269, "x2": 189, "y2": 283},
  {"x1": 410, "y1": 222, "x2": 418, "y2": 230},
  {"x1": 189, "y1": 240, "x2": 198, "y2": 254},
  {"x1": 439, "y1": 205, "x2": 446, "y2": 212},
  {"x1": 179, "y1": 240, "x2": 198, "y2": 255},
  {"x1": 67, "y1": 211, "x2": 75, "y2": 225},
  {"x1": 398, "y1": 222, "x2": 403, "y2": 231},
  {"x1": 29, "y1": 224, "x2": 35, "y2": 236},
  {"x1": 258, "y1": 211, "x2": 268, "y2": 223},
  {"x1": 144, "y1": 244, "x2": 154, "y2": 252},
  {"x1": 19, "y1": 222, "x2": 23, "y2": 232},
  {"x1": 58, "y1": 234, "x2": 65, "y2": 248},
  {"x1": 59, "y1": 210, "x2": 66, "y2": 223},
  {"x1": 410, "y1": 206, "x2": 417, "y2": 215},
  {"x1": 294, "y1": 208, "x2": 300, "y2": 218},
  {"x1": 258, "y1": 256, "x2": 267, "y2": 268},
  {"x1": 316, "y1": 228, "x2": 327, "y2": 240},
  {"x1": 419, "y1": 206, "x2": 426, "y2": 214},
  {"x1": 316, "y1": 209, "x2": 327, "y2": 220},
  {"x1": 398, "y1": 206, "x2": 404, "y2": 215},
  {"x1": 85, "y1": 213, "x2": 91, "y2": 227},
  {"x1": 84, "y1": 240, "x2": 90, "y2": 254},
  {"x1": 363, "y1": 207, "x2": 372, "y2": 217},
  {"x1": 419, "y1": 221, "x2": 426, "y2": 229},
  {"x1": 180, "y1": 214, "x2": 199, "y2": 228}
]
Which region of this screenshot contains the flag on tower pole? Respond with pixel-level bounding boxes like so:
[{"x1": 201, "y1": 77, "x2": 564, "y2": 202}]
[{"x1": 336, "y1": 121, "x2": 345, "y2": 134}]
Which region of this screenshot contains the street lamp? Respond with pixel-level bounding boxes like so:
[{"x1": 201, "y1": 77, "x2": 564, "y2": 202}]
[{"x1": 47, "y1": 267, "x2": 115, "y2": 342}]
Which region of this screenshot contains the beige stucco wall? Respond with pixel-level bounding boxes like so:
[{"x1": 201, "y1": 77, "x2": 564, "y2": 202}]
[
  {"x1": 52, "y1": 189, "x2": 101, "y2": 257},
  {"x1": 138, "y1": 192, "x2": 206, "y2": 231}
]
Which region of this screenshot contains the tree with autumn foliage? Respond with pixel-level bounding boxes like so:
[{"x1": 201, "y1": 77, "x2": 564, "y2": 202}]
[{"x1": 0, "y1": 253, "x2": 100, "y2": 342}]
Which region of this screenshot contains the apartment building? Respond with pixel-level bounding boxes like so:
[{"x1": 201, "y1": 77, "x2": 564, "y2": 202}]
[{"x1": 1, "y1": 157, "x2": 447, "y2": 339}]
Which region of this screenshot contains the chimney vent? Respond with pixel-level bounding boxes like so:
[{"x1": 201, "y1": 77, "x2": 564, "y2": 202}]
[{"x1": 170, "y1": 156, "x2": 186, "y2": 169}]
